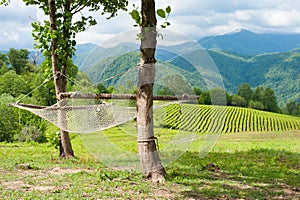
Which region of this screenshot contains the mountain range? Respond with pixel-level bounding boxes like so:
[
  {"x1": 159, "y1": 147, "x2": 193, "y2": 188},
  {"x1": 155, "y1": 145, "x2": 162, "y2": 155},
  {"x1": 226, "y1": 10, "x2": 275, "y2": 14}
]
[
  {"x1": 2, "y1": 29, "x2": 299, "y2": 107},
  {"x1": 199, "y1": 29, "x2": 300, "y2": 55},
  {"x1": 73, "y1": 29, "x2": 300, "y2": 107}
]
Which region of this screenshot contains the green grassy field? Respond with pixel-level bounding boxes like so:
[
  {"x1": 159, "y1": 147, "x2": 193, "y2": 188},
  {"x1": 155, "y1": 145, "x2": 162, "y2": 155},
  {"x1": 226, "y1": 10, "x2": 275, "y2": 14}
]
[{"x1": 0, "y1": 129, "x2": 299, "y2": 199}]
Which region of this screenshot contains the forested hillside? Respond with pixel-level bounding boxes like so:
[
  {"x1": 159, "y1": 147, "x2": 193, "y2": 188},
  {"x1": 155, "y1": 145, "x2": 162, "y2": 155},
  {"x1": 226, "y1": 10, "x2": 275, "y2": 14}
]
[
  {"x1": 208, "y1": 50, "x2": 300, "y2": 106},
  {"x1": 77, "y1": 46, "x2": 300, "y2": 107}
]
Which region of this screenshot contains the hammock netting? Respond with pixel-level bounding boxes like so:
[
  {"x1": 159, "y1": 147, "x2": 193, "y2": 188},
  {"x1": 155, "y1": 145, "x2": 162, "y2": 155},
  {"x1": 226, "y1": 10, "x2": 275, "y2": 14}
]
[
  {"x1": 11, "y1": 94, "x2": 192, "y2": 134},
  {"x1": 12, "y1": 98, "x2": 137, "y2": 133}
]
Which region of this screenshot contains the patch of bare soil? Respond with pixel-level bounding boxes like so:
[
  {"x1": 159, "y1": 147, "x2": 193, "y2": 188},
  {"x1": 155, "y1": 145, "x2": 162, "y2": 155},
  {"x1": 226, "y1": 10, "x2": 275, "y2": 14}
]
[
  {"x1": 151, "y1": 184, "x2": 179, "y2": 199},
  {"x1": 272, "y1": 184, "x2": 300, "y2": 200},
  {"x1": 46, "y1": 166, "x2": 96, "y2": 175},
  {"x1": 2, "y1": 180, "x2": 56, "y2": 192},
  {"x1": 1, "y1": 167, "x2": 96, "y2": 192}
]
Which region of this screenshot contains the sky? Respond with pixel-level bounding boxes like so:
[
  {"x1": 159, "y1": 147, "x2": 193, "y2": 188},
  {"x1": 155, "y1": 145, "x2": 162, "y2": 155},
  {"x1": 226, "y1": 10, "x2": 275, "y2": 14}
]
[{"x1": 1, "y1": 0, "x2": 300, "y2": 49}]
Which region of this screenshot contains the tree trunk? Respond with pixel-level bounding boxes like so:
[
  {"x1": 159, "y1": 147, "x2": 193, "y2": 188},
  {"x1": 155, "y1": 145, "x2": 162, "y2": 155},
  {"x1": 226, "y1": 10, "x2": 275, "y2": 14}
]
[
  {"x1": 49, "y1": 0, "x2": 74, "y2": 158},
  {"x1": 137, "y1": 0, "x2": 166, "y2": 183}
]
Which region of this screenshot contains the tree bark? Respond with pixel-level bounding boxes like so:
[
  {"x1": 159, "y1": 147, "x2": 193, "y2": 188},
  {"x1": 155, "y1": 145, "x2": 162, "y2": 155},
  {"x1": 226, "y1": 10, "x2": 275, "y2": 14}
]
[
  {"x1": 137, "y1": 0, "x2": 166, "y2": 183},
  {"x1": 49, "y1": 0, "x2": 74, "y2": 158}
]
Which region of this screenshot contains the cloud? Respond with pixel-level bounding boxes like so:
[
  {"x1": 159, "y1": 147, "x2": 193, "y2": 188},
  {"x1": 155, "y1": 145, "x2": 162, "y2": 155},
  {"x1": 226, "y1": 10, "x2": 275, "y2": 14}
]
[
  {"x1": 1, "y1": 0, "x2": 300, "y2": 49},
  {"x1": 0, "y1": 0, "x2": 36, "y2": 49},
  {"x1": 161, "y1": 0, "x2": 300, "y2": 37},
  {"x1": 260, "y1": 9, "x2": 300, "y2": 27}
]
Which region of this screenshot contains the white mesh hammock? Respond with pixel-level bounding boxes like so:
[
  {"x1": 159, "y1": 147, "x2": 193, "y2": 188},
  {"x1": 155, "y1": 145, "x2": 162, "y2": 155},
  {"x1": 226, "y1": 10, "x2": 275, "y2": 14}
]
[
  {"x1": 11, "y1": 93, "x2": 195, "y2": 133},
  {"x1": 11, "y1": 98, "x2": 136, "y2": 134}
]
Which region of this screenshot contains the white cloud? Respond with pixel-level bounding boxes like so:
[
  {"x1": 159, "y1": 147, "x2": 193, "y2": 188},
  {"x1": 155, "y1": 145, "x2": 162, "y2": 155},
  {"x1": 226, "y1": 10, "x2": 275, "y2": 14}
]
[
  {"x1": 261, "y1": 9, "x2": 300, "y2": 27},
  {"x1": 0, "y1": 0, "x2": 36, "y2": 49},
  {"x1": 1, "y1": 0, "x2": 300, "y2": 49}
]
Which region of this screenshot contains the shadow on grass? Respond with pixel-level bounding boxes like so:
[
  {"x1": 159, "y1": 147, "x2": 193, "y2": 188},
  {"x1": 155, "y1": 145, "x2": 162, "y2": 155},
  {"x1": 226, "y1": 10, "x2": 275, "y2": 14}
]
[{"x1": 167, "y1": 149, "x2": 300, "y2": 199}]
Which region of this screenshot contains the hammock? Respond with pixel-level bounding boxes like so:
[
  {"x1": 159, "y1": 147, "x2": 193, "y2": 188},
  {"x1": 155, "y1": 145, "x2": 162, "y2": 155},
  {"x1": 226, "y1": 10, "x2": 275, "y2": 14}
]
[{"x1": 10, "y1": 93, "x2": 198, "y2": 133}]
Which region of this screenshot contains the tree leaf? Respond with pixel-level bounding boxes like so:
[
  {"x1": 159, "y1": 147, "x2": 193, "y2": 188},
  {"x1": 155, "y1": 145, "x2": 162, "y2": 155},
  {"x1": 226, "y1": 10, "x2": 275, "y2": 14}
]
[
  {"x1": 166, "y1": 6, "x2": 171, "y2": 14},
  {"x1": 130, "y1": 10, "x2": 140, "y2": 24},
  {"x1": 157, "y1": 9, "x2": 166, "y2": 18}
]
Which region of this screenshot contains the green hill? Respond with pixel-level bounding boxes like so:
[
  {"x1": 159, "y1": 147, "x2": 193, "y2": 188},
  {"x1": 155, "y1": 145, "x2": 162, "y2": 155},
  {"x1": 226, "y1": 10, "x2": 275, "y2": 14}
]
[
  {"x1": 73, "y1": 42, "x2": 300, "y2": 107},
  {"x1": 154, "y1": 104, "x2": 300, "y2": 133},
  {"x1": 207, "y1": 50, "x2": 300, "y2": 106}
]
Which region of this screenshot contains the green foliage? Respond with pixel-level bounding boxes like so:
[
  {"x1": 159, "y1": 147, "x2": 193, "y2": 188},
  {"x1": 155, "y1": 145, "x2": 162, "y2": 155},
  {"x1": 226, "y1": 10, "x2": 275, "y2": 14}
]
[
  {"x1": 45, "y1": 129, "x2": 60, "y2": 149},
  {"x1": 96, "y1": 83, "x2": 109, "y2": 94},
  {"x1": 72, "y1": 71, "x2": 95, "y2": 93},
  {"x1": 7, "y1": 48, "x2": 36, "y2": 75},
  {"x1": 238, "y1": 83, "x2": 252, "y2": 105},
  {"x1": 193, "y1": 87, "x2": 202, "y2": 96},
  {"x1": 284, "y1": 101, "x2": 300, "y2": 116},
  {"x1": 0, "y1": 94, "x2": 48, "y2": 142},
  {"x1": 156, "y1": 9, "x2": 166, "y2": 18},
  {"x1": 28, "y1": 0, "x2": 128, "y2": 61},
  {"x1": 252, "y1": 86, "x2": 264, "y2": 102},
  {"x1": 31, "y1": 70, "x2": 56, "y2": 106},
  {"x1": 0, "y1": 0, "x2": 10, "y2": 6},
  {"x1": 230, "y1": 84, "x2": 279, "y2": 113},
  {"x1": 263, "y1": 87, "x2": 280, "y2": 113},
  {"x1": 248, "y1": 100, "x2": 264, "y2": 110},
  {"x1": 231, "y1": 94, "x2": 247, "y2": 107},
  {"x1": 0, "y1": 53, "x2": 9, "y2": 75},
  {"x1": 15, "y1": 125, "x2": 47, "y2": 143},
  {"x1": 199, "y1": 91, "x2": 211, "y2": 105},
  {"x1": 0, "y1": 64, "x2": 9, "y2": 75},
  {"x1": 129, "y1": 6, "x2": 141, "y2": 27},
  {"x1": 210, "y1": 88, "x2": 227, "y2": 106},
  {"x1": 24, "y1": 0, "x2": 128, "y2": 107},
  {"x1": 0, "y1": 94, "x2": 19, "y2": 142},
  {"x1": 166, "y1": 6, "x2": 171, "y2": 14},
  {"x1": 107, "y1": 85, "x2": 115, "y2": 94},
  {"x1": 130, "y1": 5, "x2": 171, "y2": 29},
  {"x1": 157, "y1": 6, "x2": 171, "y2": 29},
  {"x1": 157, "y1": 86, "x2": 175, "y2": 96},
  {"x1": 0, "y1": 71, "x2": 31, "y2": 98}
]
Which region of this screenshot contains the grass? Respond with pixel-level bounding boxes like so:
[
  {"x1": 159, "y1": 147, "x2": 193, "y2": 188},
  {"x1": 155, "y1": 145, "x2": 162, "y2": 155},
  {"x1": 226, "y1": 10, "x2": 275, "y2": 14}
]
[{"x1": 0, "y1": 130, "x2": 300, "y2": 199}]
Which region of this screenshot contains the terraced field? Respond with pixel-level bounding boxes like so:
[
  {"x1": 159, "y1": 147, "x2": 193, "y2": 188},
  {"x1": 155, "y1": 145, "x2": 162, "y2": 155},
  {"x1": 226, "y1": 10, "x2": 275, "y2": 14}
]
[{"x1": 154, "y1": 104, "x2": 300, "y2": 133}]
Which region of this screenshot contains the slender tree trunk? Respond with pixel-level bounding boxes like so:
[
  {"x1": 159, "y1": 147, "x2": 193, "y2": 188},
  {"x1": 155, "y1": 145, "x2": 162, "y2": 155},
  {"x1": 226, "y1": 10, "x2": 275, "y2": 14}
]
[
  {"x1": 49, "y1": 0, "x2": 74, "y2": 158},
  {"x1": 137, "y1": 0, "x2": 166, "y2": 183}
]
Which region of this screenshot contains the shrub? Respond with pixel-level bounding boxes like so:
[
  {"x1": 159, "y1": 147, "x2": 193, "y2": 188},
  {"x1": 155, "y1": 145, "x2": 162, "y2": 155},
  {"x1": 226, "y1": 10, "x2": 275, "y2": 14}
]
[
  {"x1": 45, "y1": 130, "x2": 60, "y2": 149},
  {"x1": 232, "y1": 94, "x2": 247, "y2": 107},
  {"x1": 16, "y1": 125, "x2": 47, "y2": 143},
  {"x1": 249, "y1": 100, "x2": 264, "y2": 110},
  {"x1": 0, "y1": 94, "x2": 19, "y2": 142}
]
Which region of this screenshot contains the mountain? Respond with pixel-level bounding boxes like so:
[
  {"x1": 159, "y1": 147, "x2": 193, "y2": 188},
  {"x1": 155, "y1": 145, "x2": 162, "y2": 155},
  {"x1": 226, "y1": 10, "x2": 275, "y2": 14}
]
[
  {"x1": 74, "y1": 43, "x2": 139, "y2": 72},
  {"x1": 73, "y1": 43, "x2": 99, "y2": 70},
  {"x1": 66, "y1": 30, "x2": 300, "y2": 107},
  {"x1": 80, "y1": 48, "x2": 300, "y2": 107},
  {"x1": 199, "y1": 29, "x2": 300, "y2": 55},
  {"x1": 207, "y1": 50, "x2": 300, "y2": 106}
]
